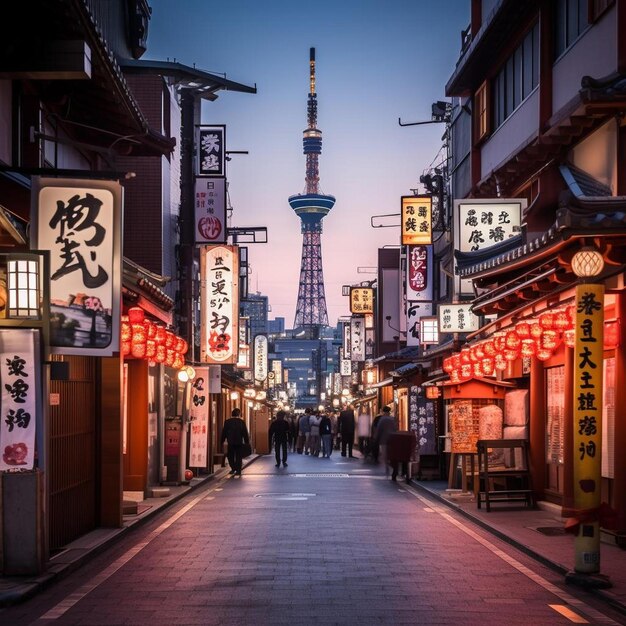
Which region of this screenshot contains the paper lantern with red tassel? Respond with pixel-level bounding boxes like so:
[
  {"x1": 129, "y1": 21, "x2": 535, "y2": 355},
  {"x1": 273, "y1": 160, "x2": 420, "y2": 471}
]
[
  {"x1": 483, "y1": 340, "x2": 496, "y2": 357},
  {"x1": 155, "y1": 325, "x2": 167, "y2": 346},
  {"x1": 131, "y1": 341, "x2": 147, "y2": 359},
  {"x1": 165, "y1": 331, "x2": 175, "y2": 349},
  {"x1": 155, "y1": 344, "x2": 167, "y2": 363},
  {"x1": 539, "y1": 312, "x2": 554, "y2": 330}
]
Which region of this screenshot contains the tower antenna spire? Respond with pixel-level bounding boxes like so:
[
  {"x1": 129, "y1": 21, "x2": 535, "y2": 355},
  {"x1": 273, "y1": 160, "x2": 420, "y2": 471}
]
[{"x1": 289, "y1": 48, "x2": 336, "y2": 332}]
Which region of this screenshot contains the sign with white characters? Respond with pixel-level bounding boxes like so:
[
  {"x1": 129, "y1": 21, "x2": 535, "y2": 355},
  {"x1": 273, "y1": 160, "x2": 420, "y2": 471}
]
[
  {"x1": 197, "y1": 125, "x2": 226, "y2": 177},
  {"x1": 254, "y1": 335, "x2": 268, "y2": 383},
  {"x1": 406, "y1": 245, "x2": 433, "y2": 301},
  {"x1": 406, "y1": 302, "x2": 433, "y2": 346},
  {"x1": 350, "y1": 317, "x2": 365, "y2": 362}
]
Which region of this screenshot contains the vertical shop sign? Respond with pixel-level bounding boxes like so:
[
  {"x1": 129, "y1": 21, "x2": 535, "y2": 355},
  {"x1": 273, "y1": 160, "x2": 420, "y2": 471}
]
[
  {"x1": 194, "y1": 177, "x2": 226, "y2": 244},
  {"x1": 365, "y1": 328, "x2": 375, "y2": 358},
  {"x1": 350, "y1": 316, "x2": 365, "y2": 362},
  {"x1": 0, "y1": 329, "x2": 39, "y2": 470},
  {"x1": 401, "y1": 195, "x2": 432, "y2": 245},
  {"x1": 254, "y1": 335, "x2": 268, "y2": 383},
  {"x1": 196, "y1": 125, "x2": 226, "y2": 177},
  {"x1": 409, "y1": 386, "x2": 436, "y2": 455},
  {"x1": 189, "y1": 367, "x2": 209, "y2": 468},
  {"x1": 438, "y1": 303, "x2": 479, "y2": 334},
  {"x1": 406, "y1": 302, "x2": 433, "y2": 347},
  {"x1": 350, "y1": 287, "x2": 374, "y2": 314},
  {"x1": 200, "y1": 245, "x2": 239, "y2": 364},
  {"x1": 342, "y1": 322, "x2": 351, "y2": 355},
  {"x1": 406, "y1": 245, "x2": 433, "y2": 301},
  {"x1": 573, "y1": 283, "x2": 604, "y2": 572},
  {"x1": 32, "y1": 178, "x2": 121, "y2": 355}
]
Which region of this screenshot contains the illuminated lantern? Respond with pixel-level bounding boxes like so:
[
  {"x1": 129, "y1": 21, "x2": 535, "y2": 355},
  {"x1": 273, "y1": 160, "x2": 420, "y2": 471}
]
[
  {"x1": 504, "y1": 348, "x2": 519, "y2": 362},
  {"x1": 605, "y1": 320, "x2": 620, "y2": 349},
  {"x1": 450, "y1": 369, "x2": 461, "y2": 384},
  {"x1": 483, "y1": 340, "x2": 496, "y2": 357},
  {"x1": 128, "y1": 307, "x2": 145, "y2": 324},
  {"x1": 121, "y1": 319, "x2": 131, "y2": 343},
  {"x1": 155, "y1": 325, "x2": 167, "y2": 345},
  {"x1": 481, "y1": 357, "x2": 494, "y2": 376},
  {"x1": 179, "y1": 339, "x2": 189, "y2": 355},
  {"x1": 443, "y1": 357, "x2": 454, "y2": 373},
  {"x1": 131, "y1": 323, "x2": 146, "y2": 345},
  {"x1": 493, "y1": 333, "x2": 506, "y2": 352},
  {"x1": 541, "y1": 330, "x2": 560, "y2": 351},
  {"x1": 165, "y1": 348, "x2": 175, "y2": 367},
  {"x1": 520, "y1": 338, "x2": 536, "y2": 358},
  {"x1": 505, "y1": 330, "x2": 521, "y2": 350},
  {"x1": 451, "y1": 353, "x2": 461, "y2": 369},
  {"x1": 460, "y1": 347, "x2": 471, "y2": 365},
  {"x1": 515, "y1": 321, "x2": 530, "y2": 338},
  {"x1": 474, "y1": 343, "x2": 485, "y2": 360},
  {"x1": 122, "y1": 340, "x2": 131, "y2": 356},
  {"x1": 566, "y1": 305, "x2": 576, "y2": 327},
  {"x1": 155, "y1": 344, "x2": 167, "y2": 363},
  {"x1": 536, "y1": 349, "x2": 552, "y2": 361},
  {"x1": 539, "y1": 312, "x2": 554, "y2": 330},
  {"x1": 529, "y1": 322, "x2": 542, "y2": 339},
  {"x1": 175, "y1": 336, "x2": 186, "y2": 353},
  {"x1": 473, "y1": 362, "x2": 482, "y2": 377},
  {"x1": 553, "y1": 310, "x2": 572, "y2": 331},
  {"x1": 131, "y1": 341, "x2": 147, "y2": 359},
  {"x1": 146, "y1": 339, "x2": 157, "y2": 359},
  {"x1": 172, "y1": 353, "x2": 184, "y2": 369},
  {"x1": 460, "y1": 363, "x2": 472, "y2": 380},
  {"x1": 145, "y1": 320, "x2": 156, "y2": 339},
  {"x1": 494, "y1": 354, "x2": 507, "y2": 371},
  {"x1": 165, "y1": 331, "x2": 175, "y2": 349},
  {"x1": 563, "y1": 329, "x2": 576, "y2": 348}
]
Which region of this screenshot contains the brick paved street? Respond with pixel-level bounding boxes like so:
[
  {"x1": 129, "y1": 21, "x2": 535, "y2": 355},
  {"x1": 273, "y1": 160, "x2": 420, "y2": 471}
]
[{"x1": 1, "y1": 452, "x2": 623, "y2": 626}]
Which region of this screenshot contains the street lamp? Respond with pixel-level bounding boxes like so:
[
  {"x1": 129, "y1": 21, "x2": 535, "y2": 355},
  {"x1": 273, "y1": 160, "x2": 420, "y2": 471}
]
[
  {"x1": 177, "y1": 365, "x2": 196, "y2": 484},
  {"x1": 567, "y1": 245, "x2": 610, "y2": 588}
]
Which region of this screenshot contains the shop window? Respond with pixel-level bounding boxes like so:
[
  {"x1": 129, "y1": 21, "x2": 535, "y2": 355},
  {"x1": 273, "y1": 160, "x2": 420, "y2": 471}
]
[
  {"x1": 602, "y1": 357, "x2": 615, "y2": 478},
  {"x1": 546, "y1": 365, "x2": 565, "y2": 465},
  {"x1": 474, "y1": 80, "x2": 490, "y2": 144}
]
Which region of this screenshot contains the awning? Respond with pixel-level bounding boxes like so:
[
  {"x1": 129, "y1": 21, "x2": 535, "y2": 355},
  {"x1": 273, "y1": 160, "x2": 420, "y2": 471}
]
[{"x1": 370, "y1": 377, "x2": 393, "y2": 389}]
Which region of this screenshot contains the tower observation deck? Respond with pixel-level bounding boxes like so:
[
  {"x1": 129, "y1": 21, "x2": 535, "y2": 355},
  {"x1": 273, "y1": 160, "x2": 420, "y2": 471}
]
[{"x1": 289, "y1": 47, "x2": 336, "y2": 329}]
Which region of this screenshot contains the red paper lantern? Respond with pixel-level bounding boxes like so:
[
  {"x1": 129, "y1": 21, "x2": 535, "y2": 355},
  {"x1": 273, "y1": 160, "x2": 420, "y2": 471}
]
[
  {"x1": 145, "y1": 320, "x2": 156, "y2": 339},
  {"x1": 536, "y1": 349, "x2": 553, "y2": 361},
  {"x1": 131, "y1": 323, "x2": 146, "y2": 345},
  {"x1": 469, "y1": 346, "x2": 480, "y2": 363},
  {"x1": 443, "y1": 357, "x2": 454, "y2": 373},
  {"x1": 520, "y1": 338, "x2": 536, "y2": 358},
  {"x1": 451, "y1": 354, "x2": 461, "y2": 369},
  {"x1": 481, "y1": 357, "x2": 494, "y2": 376},
  {"x1": 474, "y1": 343, "x2": 486, "y2": 360},
  {"x1": 473, "y1": 362, "x2": 482, "y2": 377},
  {"x1": 553, "y1": 310, "x2": 572, "y2": 331},
  {"x1": 483, "y1": 340, "x2": 496, "y2": 357},
  {"x1": 122, "y1": 340, "x2": 131, "y2": 356},
  {"x1": 494, "y1": 354, "x2": 507, "y2": 371},
  {"x1": 515, "y1": 321, "x2": 530, "y2": 338},
  {"x1": 450, "y1": 369, "x2": 461, "y2": 384},
  {"x1": 563, "y1": 329, "x2": 576, "y2": 348},
  {"x1": 128, "y1": 307, "x2": 145, "y2": 324},
  {"x1": 155, "y1": 344, "x2": 167, "y2": 363},
  {"x1": 540, "y1": 330, "x2": 561, "y2": 351},
  {"x1": 505, "y1": 331, "x2": 521, "y2": 350},
  {"x1": 121, "y1": 320, "x2": 131, "y2": 343},
  {"x1": 155, "y1": 326, "x2": 167, "y2": 345},
  {"x1": 172, "y1": 353, "x2": 184, "y2": 369},
  {"x1": 175, "y1": 336, "x2": 186, "y2": 353},
  {"x1": 165, "y1": 348, "x2": 175, "y2": 367},
  {"x1": 504, "y1": 348, "x2": 519, "y2": 362},
  {"x1": 493, "y1": 333, "x2": 506, "y2": 352},
  {"x1": 539, "y1": 312, "x2": 554, "y2": 330},
  {"x1": 131, "y1": 342, "x2": 147, "y2": 359},
  {"x1": 165, "y1": 331, "x2": 175, "y2": 349},
  {"x1": 529, "y1": 322, "x2": 543, "y2": 339},
  {"x1": 146, "y1": 339, "x2": 157, "y2": 359},
  {"x1": 460, "y1": 347, "x2": 471, "y2": 365},
  {"x1": 605, "y1": 320, "x2": 620, "y2": 349},
  {"x1": 179, "y1": 339, "x2": 189, "y2": 355}
]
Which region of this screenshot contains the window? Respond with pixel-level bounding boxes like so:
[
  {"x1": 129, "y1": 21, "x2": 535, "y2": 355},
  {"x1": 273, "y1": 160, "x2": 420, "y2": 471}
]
[
  {"x1": 555, "y1": 0, "x2": 589, "y2": 57},
  {"x1": 492, "y1": 23, "x2": 539, "y2": 130},
  {"x1": 474, "y1": 81, "x2": 490, "y2": 143}
]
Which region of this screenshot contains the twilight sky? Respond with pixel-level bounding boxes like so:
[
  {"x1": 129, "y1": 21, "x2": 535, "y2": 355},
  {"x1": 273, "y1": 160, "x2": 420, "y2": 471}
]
[{"x1": 146, "y1": 0, "x2": 469, "y2": 326}]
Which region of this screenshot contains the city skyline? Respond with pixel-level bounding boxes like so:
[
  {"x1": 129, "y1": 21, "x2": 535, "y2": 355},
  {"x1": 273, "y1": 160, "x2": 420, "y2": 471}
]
[{"x1": 146, "y1": 0, "x2": 470, "y2": 324}]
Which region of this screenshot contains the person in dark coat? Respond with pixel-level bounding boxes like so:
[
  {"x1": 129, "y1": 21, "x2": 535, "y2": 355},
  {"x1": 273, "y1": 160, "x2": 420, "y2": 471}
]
[
  {"x1": 221, "y1": 408, "x2": 250, "y2": 476},
  {"x1": 269, "y1": 410, "x2": 291, "y2": 468},
  {"x1": 338, "y1": 404, "x2": 356, "y2": 458}
]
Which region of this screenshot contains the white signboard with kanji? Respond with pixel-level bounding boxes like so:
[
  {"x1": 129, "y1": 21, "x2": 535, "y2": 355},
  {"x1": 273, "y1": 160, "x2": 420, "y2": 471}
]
[
  {"x1": 194, "y1": 177, "x2": 226, "y2": 244},
  {"x1": 438, "y1": 303, "x2": 479, "y2": 334},
  {"x1": 189, "y1": 367, "x2": 209, "y2": 468}
]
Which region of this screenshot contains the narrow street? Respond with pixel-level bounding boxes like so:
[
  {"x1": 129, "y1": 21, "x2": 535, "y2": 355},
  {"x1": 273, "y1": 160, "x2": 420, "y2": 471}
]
[{"x1": 2, "y1": 453, "x2": 622, "y2": 626}]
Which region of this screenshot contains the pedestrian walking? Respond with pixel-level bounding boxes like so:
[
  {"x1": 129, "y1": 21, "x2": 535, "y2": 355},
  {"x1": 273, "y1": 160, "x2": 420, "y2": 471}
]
[
  {"x1": 370, "y1": 411, "x2": 383, "y2": 463},
  {"x1": 373, "y1": 406, "x2": 397, "y2": 475},
  {"x1": 319, "y1": 411, "x2": 333, "y2": 458},
  {"x1": 298, "y1": 409, "x2": 312, "y2": 454},
  {"x1": 338, "y1": 404, "x2": 356, "y2": 458},
  {"x1": 220, "y1": 408, "x2": 250, "y2": 476},
  {"x1": 269, "y1": 410, "x2": 291, "y2": 468},
  {"x1": 357, "y1": 409, "x2": 372, "y2": 455},
  {"x1": 309, "y1": 409, "x2": 322, "y2": 457},
  {"x1": 289, "y1": 414, "x2": 298, "y2": 452}
]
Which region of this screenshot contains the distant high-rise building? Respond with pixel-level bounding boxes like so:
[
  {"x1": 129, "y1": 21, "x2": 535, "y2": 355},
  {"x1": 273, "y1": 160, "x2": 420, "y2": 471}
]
[
  {"x1": 241, "y1": 293, "x2": 269, "y2": 341},
  {"x1": 289, "y1": 47, "x2": 335, "y2": 332},
  {"x1": 268, "y1": 317, "x2": 285, "y2": 335}
]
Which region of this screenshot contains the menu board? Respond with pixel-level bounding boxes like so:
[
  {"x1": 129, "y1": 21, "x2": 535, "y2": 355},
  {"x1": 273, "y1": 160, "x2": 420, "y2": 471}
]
[{"x1": 450, "y1": 399, "x2": 480, "y2": 453}]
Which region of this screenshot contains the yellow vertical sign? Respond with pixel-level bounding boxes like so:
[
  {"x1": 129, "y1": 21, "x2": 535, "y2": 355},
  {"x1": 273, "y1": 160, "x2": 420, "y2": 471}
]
[
  {"x1": 573, "y1": 283, "x2": 604, "y2": 574},
  {"x1": 401, "y1": 195, "x2": 432, "y2": 245}
]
